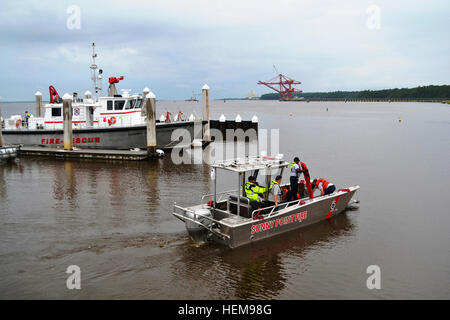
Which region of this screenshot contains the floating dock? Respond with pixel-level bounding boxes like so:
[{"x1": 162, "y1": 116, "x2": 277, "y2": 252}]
[{"x1": 18, "y1": 146, "x2": 150, "y2": 160}]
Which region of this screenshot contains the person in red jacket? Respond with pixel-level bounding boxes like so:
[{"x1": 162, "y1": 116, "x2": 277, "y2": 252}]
[{"x1": 312, "y1": 178, "x2": 336, "y2": 196}]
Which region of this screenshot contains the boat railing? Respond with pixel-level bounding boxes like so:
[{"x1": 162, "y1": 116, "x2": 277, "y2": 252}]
[
  {"x1": 250, "y1": 188, "x2": 358, "y2": 219},
  {"x1": 201, "y1": 189, "x2": 239, "y2": 205},
  {"x1": 250, "y1": 197, "x2": 315, "y2": 219}
]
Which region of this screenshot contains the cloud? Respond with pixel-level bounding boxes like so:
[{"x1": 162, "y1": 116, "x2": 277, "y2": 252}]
[{"x1": 0, "y1": 0, "x2": 449, "y2": 100}]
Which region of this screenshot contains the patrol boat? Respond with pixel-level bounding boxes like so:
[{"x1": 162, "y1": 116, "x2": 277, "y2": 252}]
[{"x1": 173, "y1": 155, "x2": 360, "y2": 248}]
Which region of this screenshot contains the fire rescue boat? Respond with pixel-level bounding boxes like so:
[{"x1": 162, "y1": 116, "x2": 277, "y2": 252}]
[
  {"x1": 1, "y1": 43, "x2": 203, "y2": 150},
  {"x1": 173, "y1": 155, "x2": 360, "y2": 248}
]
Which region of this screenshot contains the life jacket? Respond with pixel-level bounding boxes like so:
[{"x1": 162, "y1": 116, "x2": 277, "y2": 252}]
[
  {"x1": 269, "y1": 180, "x2": 280, "y2": 195},
  {"x1": 244, "y1": 182, "x2": 266, "y2": 202},
  {"x1": 300, "y1": 161, "x2": 309, "y2": 177},
  {"x1": 316, "y1": 178, "x2": 330, "y2": 191},
  {"x1": 269, "y1": 180, "x2": 279, "y2": 190}
]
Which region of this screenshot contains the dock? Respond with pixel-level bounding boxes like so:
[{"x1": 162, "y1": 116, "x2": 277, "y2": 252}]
[{"x1": 18, "y1": 146, "x2": 149, "y2": 161}]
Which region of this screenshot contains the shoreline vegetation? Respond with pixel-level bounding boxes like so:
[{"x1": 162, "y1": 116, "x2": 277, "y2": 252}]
[{"x1": 257, "y1": 85, "x2": 450, "y2": 102}]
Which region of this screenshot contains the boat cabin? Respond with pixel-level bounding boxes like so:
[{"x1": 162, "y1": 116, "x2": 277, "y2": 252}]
[
  {"x1": 9, "y1": 93, "x2": 147, "y2": 131},
  {"x1": 209, "y1": 156, "x2": 292, "y2": 219}
]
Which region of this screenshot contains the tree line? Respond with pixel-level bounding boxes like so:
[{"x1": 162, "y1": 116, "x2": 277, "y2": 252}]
[{"x1": 259, "y1": 85, "x2": 450, "y2": 100}]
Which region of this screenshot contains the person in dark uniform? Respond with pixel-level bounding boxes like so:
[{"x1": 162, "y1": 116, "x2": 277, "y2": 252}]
[{"x1": 288, "y1": 157, "x2": 307, "y2": 201}]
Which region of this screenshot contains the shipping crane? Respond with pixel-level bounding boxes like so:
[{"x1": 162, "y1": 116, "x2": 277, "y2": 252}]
[{"x1": 257, "y1": 65, "x2": 302, "y2": 101}]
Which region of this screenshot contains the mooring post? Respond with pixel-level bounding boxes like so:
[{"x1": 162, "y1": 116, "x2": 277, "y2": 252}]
[
  {"x1": 0, "y1": 98, "x2": 3, "y2": 147},
  {"x1": 62, "y1": 93, "x2": 73, "y2": 150},
  {"x1": 142, "y1": 87, "x2": 150, "y2": 117},
  {"x1": 35, "y1": 91, "x2": 42, "y2": 118},
  {"x1": 145, "y1": 91, "x2": 157, "y2": 156},
  {"x1": 202, "y1": 84, "x2": 210, "y2": 142}
]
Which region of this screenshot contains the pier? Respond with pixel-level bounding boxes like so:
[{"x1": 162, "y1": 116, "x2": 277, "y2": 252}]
[{"x1": 17, "y1": 146, "x2": 149, "y2": 160}]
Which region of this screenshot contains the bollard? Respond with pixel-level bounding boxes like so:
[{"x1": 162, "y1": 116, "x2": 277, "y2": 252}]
[
  {"x1": 142, "y1": 88, "x2": 150, "y2": 117},
  {"x1": 202, "y1": 84, "x2": 210, "y2": 142},
  {"x1": 251, "y1": 114, "x2": 259, "y2": 133},
  {"x1": 218, "y1": 114, "x2": 226, "y2": 138},
  {"x1": 35, "y1": 91, "x2": 42, "y2": 118},
  {"x1": 145, "y1": 91, "x2": 157, "y2": 156},
  {"x1": 234, "y1": 114, "x2": 242, "y2": 136},
  {"x1": 62, "y1": 93, "x2": 73, "y2": 150}
]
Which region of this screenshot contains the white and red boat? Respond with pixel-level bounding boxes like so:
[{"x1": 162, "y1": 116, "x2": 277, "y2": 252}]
[{"x1": 2, "y1": 43, "x2": 202, "y2": 150}]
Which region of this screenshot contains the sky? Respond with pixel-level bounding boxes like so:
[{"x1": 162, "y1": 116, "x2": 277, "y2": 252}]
[{"x1": 0, "y1": 0, "x2": 449, "y2": 101}]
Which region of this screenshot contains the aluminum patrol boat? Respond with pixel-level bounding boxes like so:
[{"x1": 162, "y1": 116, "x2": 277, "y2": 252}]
[{"x1": 173, "y1": 156, "x2": 360, "y2": 248}]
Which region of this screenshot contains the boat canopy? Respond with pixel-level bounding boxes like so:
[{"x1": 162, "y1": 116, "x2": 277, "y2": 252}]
[{"x1": 212, "y1": 156, "x2": 289, "y2": 173}]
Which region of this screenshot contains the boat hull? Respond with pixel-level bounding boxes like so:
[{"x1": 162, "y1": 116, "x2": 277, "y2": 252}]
[
  {"x1": 214, "y1": 188, "x2": 358, "y2": 248},
  {"x1": 2, "y1": 121, "x2": 202, "y2": 150},
  {"x1": 0, "y1": 146, "x2": 18, "y2": 162}
]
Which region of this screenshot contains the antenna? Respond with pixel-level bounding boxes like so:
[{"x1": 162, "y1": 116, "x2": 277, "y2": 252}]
[{"x1": 90, "y1": 43, "x2": 102, "y2": 102}]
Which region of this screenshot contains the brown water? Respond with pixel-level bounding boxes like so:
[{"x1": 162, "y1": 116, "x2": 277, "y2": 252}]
[{"x1": 0, "y1": 100, "x2": 449, "y2": 299}]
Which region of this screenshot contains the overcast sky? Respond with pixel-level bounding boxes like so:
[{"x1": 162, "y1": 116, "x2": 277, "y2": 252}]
[{"x1": 0, "y1": 0, "x2": 448, "y2": 101}]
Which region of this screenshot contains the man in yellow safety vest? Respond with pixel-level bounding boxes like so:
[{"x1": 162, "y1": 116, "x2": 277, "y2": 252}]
[{"x1": 244, "y1": 176, "x2": 266, "y2": 212}]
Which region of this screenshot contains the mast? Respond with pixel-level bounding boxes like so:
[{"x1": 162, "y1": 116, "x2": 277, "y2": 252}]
[{"x1": 90, "y1": 43, "x2": 102, "y2": 102}]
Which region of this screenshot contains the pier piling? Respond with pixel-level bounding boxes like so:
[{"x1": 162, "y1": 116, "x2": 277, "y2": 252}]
[
  {"x1": 145, "y1": 91, "x2": 157, "y2": 156},
  {"x1": 62, "y1": 93, "x2": 73, "y2": 150},
  {"x1": 202, "y1": 84, "x2": 211, "y2": 142},
  {"x1": 0, "y1": 98, "x2": 3, "y2": 147},
  {"x1": 35, "y1": 91, "x2": 42, "y2": 118},
  {"x1": 142, "y1": 88, "x2": 150, "y2": 117}
]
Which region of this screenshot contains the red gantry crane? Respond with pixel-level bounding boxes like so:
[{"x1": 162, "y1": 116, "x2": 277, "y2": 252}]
[{"x1": 257, "y1": 65, "x2": 303, "y2": 101}]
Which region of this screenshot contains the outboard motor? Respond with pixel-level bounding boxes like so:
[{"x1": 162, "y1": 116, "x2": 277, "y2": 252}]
[{"x1": 185, "y1": 208, "x2": 212, "y2": 243}]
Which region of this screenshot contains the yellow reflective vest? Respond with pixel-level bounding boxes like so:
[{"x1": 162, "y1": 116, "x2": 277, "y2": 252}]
[{"x1": 244, "y1": 182, "x2": 266, "y2": 202}]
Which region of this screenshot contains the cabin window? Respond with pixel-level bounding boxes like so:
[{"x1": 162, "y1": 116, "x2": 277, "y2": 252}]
[
  {"x1": 114, "y1": 100, "x2": 125, "y2": 110},
  {"x1": 125, "y1": 100, "x2": 133, "y2": 110},
  {"x1": 134, "y1": 99, "x2": 143, "y2": 109},
  {"x1": 107, "y1": 100, "x2": 113, "y2": 110},
  {"x1": 51, "y1": 107, "x2": 61, "y2": 117}
]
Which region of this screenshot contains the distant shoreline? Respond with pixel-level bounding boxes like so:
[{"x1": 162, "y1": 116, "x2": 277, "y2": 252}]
[{"x1": 259, "y1": 84, "x2": 450, "y2": 101}]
